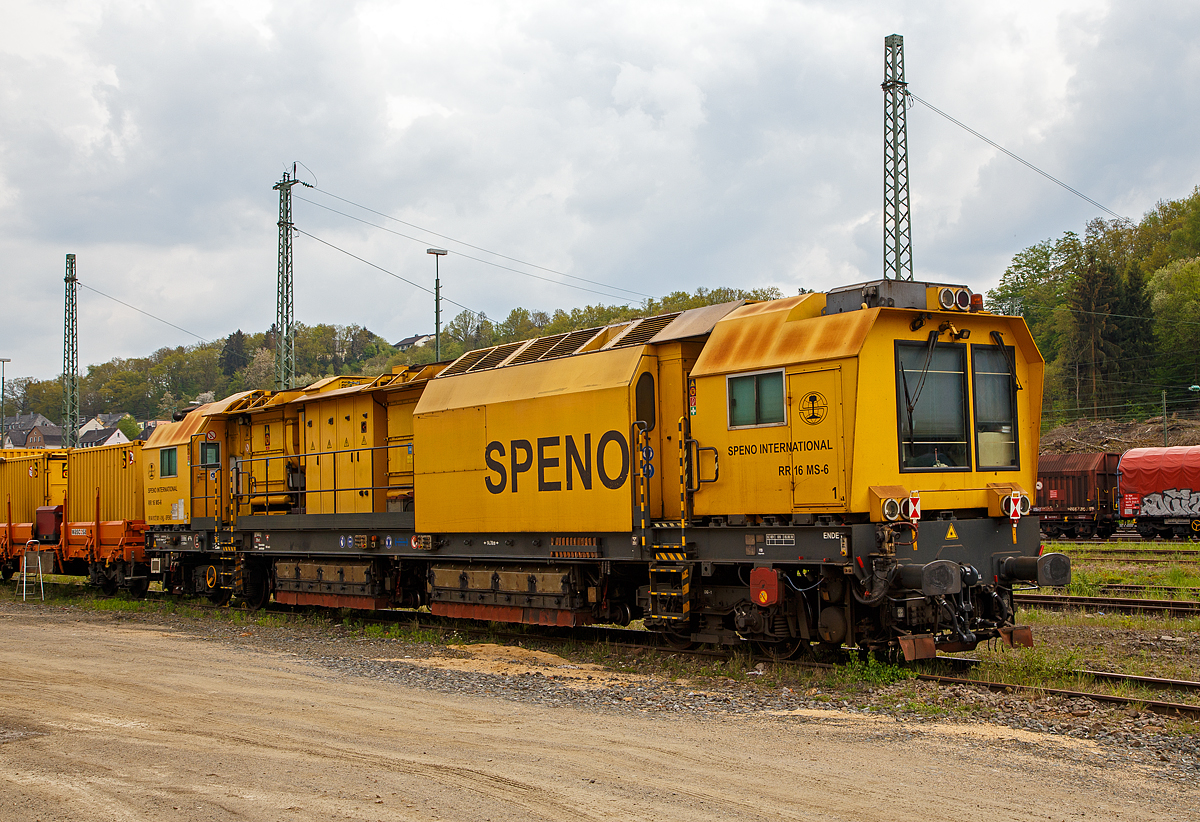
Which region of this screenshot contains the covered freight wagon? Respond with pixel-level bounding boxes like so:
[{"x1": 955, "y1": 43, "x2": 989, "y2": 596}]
[
  {"x1": 1118, "y1": 446, "x2": 1200, "y2": 539},
  {"x1": 1034, "y1": 452, "x2": 1119, "y2": 538}
]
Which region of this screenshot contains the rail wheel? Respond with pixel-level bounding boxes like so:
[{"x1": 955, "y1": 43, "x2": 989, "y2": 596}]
[
  {"x1": 754, "y1": 638, "x2": 807, "y2": 661},
  {"x1": 92, "y1": 562, "x2": 119, "y2": 596},
  {"x1": 241, "y1": 573, "x2": 271, "y2": 611},
  {"x1": 660, "y1": 625, "x2": 697, "y2": 651},
  {"x1": 127, "y1": 575, "x2": 150, "y2": 599},
  {"x1": 1, "y1": 563, "x2": 13, "y2": 581}
]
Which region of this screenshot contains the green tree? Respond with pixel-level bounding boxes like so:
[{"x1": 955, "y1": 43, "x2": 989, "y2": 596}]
[
  {"x1": 1146, "y1": 256, "x2": 1200, "y2": 388},
  {"x1": 1063, "y1": 247, "x2": 1121, "y2": 418},
  {"x1": 220, "y1": 330, "x2": 248, "y2": 376},
  {"x1": 116, "y1": 414, "x2": 142, "y2": 440},
  {"x1": 240, "y1": 348, "x2": 277, "y2": 390},
  {"x1": 156, "y1": 390, "x2": 178, "y2": 419}
]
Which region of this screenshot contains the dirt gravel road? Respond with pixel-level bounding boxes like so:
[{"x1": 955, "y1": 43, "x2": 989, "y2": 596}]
[{"x1": 0, "y1": 608, "x2": 1194, "y2": 821}]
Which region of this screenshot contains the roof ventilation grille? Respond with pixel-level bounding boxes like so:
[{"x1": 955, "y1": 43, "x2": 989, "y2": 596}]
[
  {"x1": 468, "y1": 341, "x2": 525, "y2": 372},
  {"x1": 510, "y1": 333, "x2": 568, "y2": 364},
  {"x1": 439, "y1": 348, "x2": 491, "y2": 377},
  {"x1": 541, "y1": 327, "x2": 603, "y2": 360},
  {"x1": 612, "y1": 313, "x2": 681, "y2": 348}
]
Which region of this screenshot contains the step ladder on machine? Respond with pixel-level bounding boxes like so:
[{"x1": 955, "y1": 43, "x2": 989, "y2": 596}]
[
  {"x1": 648, "y1": 550, "x2": 694, "y2": 623},
  {"x1": 17, "y1": 541, "x2": 46, "y2": 602}
]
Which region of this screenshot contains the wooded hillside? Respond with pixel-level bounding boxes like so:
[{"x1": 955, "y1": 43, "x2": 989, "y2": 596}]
[
  {"x1": 986, "y1": 185, "x2": 1200, "y2": 430},
  {"x1": 1, "y1": 286, "x2": 782, "y2": 423}
]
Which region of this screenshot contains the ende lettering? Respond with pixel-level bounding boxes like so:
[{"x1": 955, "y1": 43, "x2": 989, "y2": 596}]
[
  {"x1": 484, "y1": 431, "x2": 630, "y2": 494},
  {"x1": 728, "y1": 439, "x2": 832, "y2": 457}
]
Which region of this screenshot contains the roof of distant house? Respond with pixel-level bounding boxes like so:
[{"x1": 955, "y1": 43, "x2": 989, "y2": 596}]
[
  {"x1": 395, "y1": 333, "x2": 434, "y2": 348},
  {"x1": 79, "y1": 427, "x2": 124, "y2": 447},
  {"x1": 2, "y1": 413, "x2": 52, "y2": 432},
  {"x1": 27, "y1": 425, "x2": 62, "y2": 448},
  {"x1": 4, "y1": 428, "x2": 31, "y2": 447}
]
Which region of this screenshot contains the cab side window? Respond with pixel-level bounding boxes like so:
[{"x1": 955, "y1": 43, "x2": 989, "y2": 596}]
[
  {"x1": 200, "y1": 442, "x2": 221, "y2": 466},
  {"x1": 728, "y1": 370, "x2": 785, "y2": 428},
  {"x1": 635, "y1": 372, "x2": 656, "y2": 432},
  {"x1": 160, "y1": 447, "x2": 178, "y2": 478}
]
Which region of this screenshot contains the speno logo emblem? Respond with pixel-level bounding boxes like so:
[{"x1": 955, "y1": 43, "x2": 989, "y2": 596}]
[{"x1": 799, "y1": 391, "x2": 828, "y2": 425}]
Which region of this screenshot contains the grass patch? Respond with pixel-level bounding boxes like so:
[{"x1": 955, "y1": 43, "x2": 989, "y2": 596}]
[{"x1": 824, "y1": 654, "x2": 915, "y2": 688}]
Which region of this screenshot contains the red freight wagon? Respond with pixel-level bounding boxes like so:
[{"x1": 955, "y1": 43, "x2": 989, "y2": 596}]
[
  {"x1": 1118, "y1": 446, "x2": 1200, "y2": 540},
  {"x1": 1034, "y1": 453, "x2": 1120, "y2": 539}
]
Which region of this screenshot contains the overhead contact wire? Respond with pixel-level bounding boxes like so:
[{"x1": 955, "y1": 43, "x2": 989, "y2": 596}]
[
  {"x1": 306, "y1": 188, "x2": 652, "y2": 300},
  {"x1": 296, "y1": 196, "x2": 638, "y2": 303},
  {"x1": 79, "y1": 282, "x2": 210, "y2": 343},
  {"x1": 293, "y1": 227, "x2": 484, "y2": 318},
  {"x1": 908, "y1": 92, "x2": 1129, "y2": 222}
]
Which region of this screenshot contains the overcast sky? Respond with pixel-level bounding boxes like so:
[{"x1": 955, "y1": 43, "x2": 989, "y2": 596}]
[{"x1": 2, "y1": 0, "x2": 1197, "y2": 380}]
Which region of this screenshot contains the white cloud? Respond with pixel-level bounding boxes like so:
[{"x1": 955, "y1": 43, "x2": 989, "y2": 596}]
[{"x1": 0, "y1": 0, "x2": 1196, "y2": 380}]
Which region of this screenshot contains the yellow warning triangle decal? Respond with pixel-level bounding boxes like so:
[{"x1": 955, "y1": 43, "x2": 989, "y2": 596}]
[
  {"x1": 946, "y1": 523, "x2": 958, "y2": 540},
  {"x1": 326, "y1": 440, "x2": 332, "y2": 449}
]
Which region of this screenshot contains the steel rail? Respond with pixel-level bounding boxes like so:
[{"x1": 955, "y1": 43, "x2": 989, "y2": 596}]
[
  {"x1": 913, "y1": 673, "x2": 1200, "y2": 719},
  {"x1": 16, "y1": 587, "x2": 1200, "y2": 719},
  {"x1": 1015, "y1": 592, "x2": 1200, "y2": 616}
]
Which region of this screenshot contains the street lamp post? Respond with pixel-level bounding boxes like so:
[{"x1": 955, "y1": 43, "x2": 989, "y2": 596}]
[
  {"x1": 427, "y1": 249, "x2": 448, "y2": 361},
  {"x1": 0, "y1": 358, "x2": 9, "y2": 448}
]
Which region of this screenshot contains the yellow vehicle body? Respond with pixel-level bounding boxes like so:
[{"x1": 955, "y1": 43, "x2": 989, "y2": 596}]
[
  {"x1": 688, "y1": 290, "x2": 1042, "y2": 520},
  {"x1": 144, "y1": 393, "x2": 264, "y2": 526},
  {"x1": 0, "y1": 452, "x2": 66, "y2": 522},
  {"x1": 67, "y1": 441, "x2": 144, "y2": 522},
  {"x1": 414, "y1": 346, "x2": 652, "y2": 533},
  {"x1": 302, "y1": 387, "x2": 386, "y2": 515}
]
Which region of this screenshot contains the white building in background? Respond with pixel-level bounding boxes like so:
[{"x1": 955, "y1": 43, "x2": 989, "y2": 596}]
[{"x1": 77, "y1": 427, "x2": 130, "y2": 448}]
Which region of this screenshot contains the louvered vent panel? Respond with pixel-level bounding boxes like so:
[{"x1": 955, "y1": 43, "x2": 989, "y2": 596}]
[
  {"x1": 439, "y1": 348, "x2": 491, "y2": 377},
  {"x1": 541, "y1": 327, "x2": 603, "y2": 360},
  {"x1": 468, "y1": 341, "x2": 525, "y2": 372},
  {"x1": 612, "y1": 313, "x2": 681, "y2": 348},
  {"x1": 510, "y1": 333, "x2": 568, "y2": 364}
]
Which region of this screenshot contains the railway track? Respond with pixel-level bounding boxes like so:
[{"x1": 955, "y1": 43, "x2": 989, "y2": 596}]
[
  {"x1": 15, "y1": 583, "x2": 1200, "y2": 720},
  {"x1": 1053, "y1": 544, "x2": 1200, "y2": 555},
  {"x1": 913, "y1": 671, "x2": 1200, "y2": 718},
  {"x1": 1098, "y1": 583, "x2": 1200, "y2": 598},
  {"x1": 1014, "y1": 592, "x2": 1200, "y2": 616},
  {"x1": 1057, "y1": 555, "x2": 1200, "y2": 566}
]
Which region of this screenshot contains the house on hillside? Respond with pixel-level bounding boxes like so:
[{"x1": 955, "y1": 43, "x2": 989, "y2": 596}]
[
  {"x1": 79, "y1": 413, "x2": 130, "y2": 435},
  {"x1": 3, "y1": 428, "x2": 32, "y2": 449},
  {"x1": 78, "y1": 427, "x2": 130, "y2": 448},
  {"x1": 24, "y1": 425, "x2": 63, "y2": 449},
  {"x1": 395, "y1": 334, "x2": 434, "y2": 352},
  {"x1": 136, "y1": 420, "x2": 170, "y2": 441},
  {"x1": 2, "y1": 413, "x2": 52, "y2": 435}
]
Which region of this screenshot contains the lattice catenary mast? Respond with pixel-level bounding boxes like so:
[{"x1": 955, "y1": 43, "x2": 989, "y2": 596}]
[
  {"x1": 883, "y1": 33, "x2": 913, "y2": 281},
  {"x1": 62, "y1": 253, "x2": 80, "y2": 447},
  {"x1": 273, "y1": 165, "x2": 311, "y2": 391}
]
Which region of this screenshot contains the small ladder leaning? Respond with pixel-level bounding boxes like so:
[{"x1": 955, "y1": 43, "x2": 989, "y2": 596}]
[{"x1": 16, "y1": 542, "x2": 45, "y2": 602}]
